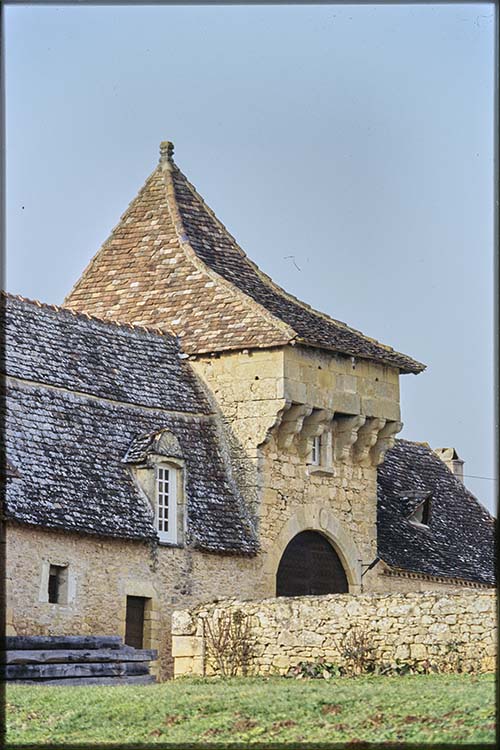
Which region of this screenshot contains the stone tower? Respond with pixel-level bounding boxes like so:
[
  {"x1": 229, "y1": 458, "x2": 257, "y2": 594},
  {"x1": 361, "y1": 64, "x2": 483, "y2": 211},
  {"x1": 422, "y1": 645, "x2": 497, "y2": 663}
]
[{"x1": 65, "y1": 141, "x2": 425, "y2": 595}]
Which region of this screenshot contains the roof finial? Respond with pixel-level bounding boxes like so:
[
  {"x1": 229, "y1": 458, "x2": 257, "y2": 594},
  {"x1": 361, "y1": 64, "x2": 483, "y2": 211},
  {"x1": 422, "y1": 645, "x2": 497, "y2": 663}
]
[{"x1": 159, "y1": 140, "x2": 174, "y2": 165}]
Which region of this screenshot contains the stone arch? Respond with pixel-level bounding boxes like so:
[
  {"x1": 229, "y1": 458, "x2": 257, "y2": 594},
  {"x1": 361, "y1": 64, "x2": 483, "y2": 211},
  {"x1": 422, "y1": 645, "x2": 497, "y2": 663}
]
[
  {"x1": 263, "y1": 504, "x2": 362, "y2": 594},
  {"x1": 276, "y1": 531, "x2": 349, "y2": 596}
]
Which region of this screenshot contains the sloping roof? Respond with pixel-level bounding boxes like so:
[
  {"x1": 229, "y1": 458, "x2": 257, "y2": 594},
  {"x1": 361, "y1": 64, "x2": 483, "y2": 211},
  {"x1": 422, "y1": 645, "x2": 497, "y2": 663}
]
[
  {"x1": 65, "y1": 142, "x2": 425, "y2": 374},
  {"x1": 377, "y1": 440, "x2": 495, "y2": 585},
  {"x1": 4, "y1": 292, "x2": 207, "y2": 414},
  {"x1": 2, "y1": 294, "x2": 257, "y2": 554}
]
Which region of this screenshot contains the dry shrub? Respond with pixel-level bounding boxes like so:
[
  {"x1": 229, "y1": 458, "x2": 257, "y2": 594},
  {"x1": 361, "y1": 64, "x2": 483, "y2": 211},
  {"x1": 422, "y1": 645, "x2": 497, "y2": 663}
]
[
  {"x1": 337, "y1": 626, "x2": 377, "y2": 675},
  {"x1": 202, "y1": 608, "x2": 255, "y2": 676}
]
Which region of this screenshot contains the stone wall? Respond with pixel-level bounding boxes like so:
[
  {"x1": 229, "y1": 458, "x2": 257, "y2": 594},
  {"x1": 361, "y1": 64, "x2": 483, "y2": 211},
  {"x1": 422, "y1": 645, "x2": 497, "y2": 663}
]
[
  {"x1": 191, "y1": 345, "x2": 403, "y2": 596},
  {"x1": 8, "y1": 343, "x2": 489, "y2": 682},
  {"x1": 5, "y1": 523, "x2": 258, "y2": 680},
  {"x1": 172, "y1": 591, "x2": 497, "y2": 677}
]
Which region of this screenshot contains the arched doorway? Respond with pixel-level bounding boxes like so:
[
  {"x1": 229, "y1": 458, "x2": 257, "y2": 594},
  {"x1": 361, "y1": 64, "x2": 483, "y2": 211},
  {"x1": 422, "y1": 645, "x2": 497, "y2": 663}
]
[{"x1": 276, "y1": 530, "x2": 349, "y2": 597}]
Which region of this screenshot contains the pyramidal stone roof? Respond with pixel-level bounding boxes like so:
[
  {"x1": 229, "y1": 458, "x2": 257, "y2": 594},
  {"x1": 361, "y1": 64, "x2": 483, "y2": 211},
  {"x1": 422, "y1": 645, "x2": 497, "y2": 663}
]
[{"x1": 65, "y1": 142, "x2": 425, "y2": 375}]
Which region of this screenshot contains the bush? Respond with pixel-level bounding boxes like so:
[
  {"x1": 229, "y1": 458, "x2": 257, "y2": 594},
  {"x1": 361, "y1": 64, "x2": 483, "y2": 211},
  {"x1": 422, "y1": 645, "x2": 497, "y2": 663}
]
[
  {"x1": 286, "y1": 658, "x2": 342, "y2": 680},
  {"x1": 201, "y1": 609, "x2": 255, "y2": 677}
]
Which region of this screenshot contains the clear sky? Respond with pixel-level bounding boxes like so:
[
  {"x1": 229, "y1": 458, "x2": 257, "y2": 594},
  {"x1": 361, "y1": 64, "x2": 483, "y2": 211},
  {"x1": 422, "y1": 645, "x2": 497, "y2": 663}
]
[{"x1": 5, "y1": 3, "x2": 496, "y2": 513}]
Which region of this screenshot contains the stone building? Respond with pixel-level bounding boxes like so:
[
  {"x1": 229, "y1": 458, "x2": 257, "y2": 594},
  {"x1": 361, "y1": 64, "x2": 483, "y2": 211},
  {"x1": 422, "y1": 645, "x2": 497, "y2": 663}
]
[{"x1": 2, "y1": 142, "x2": 495, "y2": 678}]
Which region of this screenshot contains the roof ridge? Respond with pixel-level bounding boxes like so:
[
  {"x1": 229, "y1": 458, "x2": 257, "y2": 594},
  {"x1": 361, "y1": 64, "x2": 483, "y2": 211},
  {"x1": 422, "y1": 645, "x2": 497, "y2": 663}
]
[
  {"x1": 1, "y1": 289, "x2": 171, "y2": 339},
  {"x1": 160, "y1": 160, "x2": 295, "y2": 342},
  {"x1": 175, "y1": 165, "x2": 420, "y2": 363},
  {"x1": 395, "y1": 438, "x2": 431, "y2": 447}
]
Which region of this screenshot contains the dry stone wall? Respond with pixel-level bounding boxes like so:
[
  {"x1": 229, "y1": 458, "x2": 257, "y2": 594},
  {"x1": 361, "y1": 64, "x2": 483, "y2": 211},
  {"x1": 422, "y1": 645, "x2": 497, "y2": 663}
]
[{"x1": 172, "y1": 591, "x2": 496, "y2": 677}]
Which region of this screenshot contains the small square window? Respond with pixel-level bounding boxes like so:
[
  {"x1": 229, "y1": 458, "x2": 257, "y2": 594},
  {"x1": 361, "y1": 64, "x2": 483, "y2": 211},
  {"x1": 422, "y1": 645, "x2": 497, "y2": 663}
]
[{"x1": 48, "y1": 565, "x2": 68, "y2": 604}]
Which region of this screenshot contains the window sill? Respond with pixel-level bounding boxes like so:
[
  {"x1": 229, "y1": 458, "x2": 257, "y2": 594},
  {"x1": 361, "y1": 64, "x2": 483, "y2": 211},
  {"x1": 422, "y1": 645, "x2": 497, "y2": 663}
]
[
  {"x1": 157, "y1": 539, "x2": 183, "y2": 548},
  {"x1": 408, "y1": 520, "x2": 431, "y2": 531},
  {"x1": 308, "y1": 466, "x2": 335, "y2": 476}
]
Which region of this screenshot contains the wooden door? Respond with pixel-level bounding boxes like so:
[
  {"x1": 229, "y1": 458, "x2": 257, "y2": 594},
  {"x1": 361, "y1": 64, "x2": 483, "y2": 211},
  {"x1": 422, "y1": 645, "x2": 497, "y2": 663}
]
[
  {"x1": 125, "y1": 596, "x2": 146, "y2": 649},
  {"x1": 276, "y1": 531, "x2": 348, "y2": 597}
]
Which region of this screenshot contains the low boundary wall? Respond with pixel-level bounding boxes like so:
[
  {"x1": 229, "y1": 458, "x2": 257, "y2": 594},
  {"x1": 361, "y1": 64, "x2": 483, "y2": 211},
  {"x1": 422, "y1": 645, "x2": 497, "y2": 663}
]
[{"x1": 172, "y1": 590, "x2": 496, "y2": 677}]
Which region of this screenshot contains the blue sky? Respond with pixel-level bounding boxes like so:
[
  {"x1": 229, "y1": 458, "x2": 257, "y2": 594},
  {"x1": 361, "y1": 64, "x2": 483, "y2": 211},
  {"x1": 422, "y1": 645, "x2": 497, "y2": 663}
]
[{"x1": 5, "y1": 3, "x2": 496, "y2": 512}]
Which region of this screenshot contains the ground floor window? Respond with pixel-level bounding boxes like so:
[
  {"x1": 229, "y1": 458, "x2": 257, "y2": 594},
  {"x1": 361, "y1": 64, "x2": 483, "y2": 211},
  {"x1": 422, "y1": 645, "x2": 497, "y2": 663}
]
[{"x1": 47, "y1": 564, "x2": 68, "y2": 604}]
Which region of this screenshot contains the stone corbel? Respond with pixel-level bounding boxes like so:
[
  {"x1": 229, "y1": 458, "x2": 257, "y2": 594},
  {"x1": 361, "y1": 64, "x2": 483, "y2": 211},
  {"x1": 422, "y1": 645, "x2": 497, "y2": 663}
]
[
  {"x1": 278, "y1": 404, "x2": 313, "y2": 450},
  {"x1": 353, "y1": 418, "x2": 387, "y2": 466},
  {"x1": 370, "y1": 421, "x2": 403, "y2": 466},
  {"x1": 259, "y1": 399, "x2": 292, "y2": 447},
  {"x1": 298, "y1": 409, "x2": 334, "y2": 457},
  {"x1": 332, "y1": 415, "x2": 366, "y2": 463}
]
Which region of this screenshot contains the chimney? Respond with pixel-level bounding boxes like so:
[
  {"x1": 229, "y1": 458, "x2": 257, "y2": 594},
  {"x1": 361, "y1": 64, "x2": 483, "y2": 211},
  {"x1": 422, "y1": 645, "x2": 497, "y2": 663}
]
[{"x1": 433, "y1": 447, "x2": 464, "y2": 482}]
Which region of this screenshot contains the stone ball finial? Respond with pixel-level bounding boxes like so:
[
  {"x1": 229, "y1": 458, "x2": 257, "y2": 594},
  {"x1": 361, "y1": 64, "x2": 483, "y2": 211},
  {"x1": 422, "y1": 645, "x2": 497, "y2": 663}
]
[{"x1": 159, "y1": 140, "x2": 174, "y2": 164}]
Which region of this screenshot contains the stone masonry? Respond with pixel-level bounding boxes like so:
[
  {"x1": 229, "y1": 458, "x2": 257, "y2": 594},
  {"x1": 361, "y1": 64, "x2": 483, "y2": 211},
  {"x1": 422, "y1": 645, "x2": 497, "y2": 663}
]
[
  {"x1": 191, "y1": 344, "x2": 403, "y2": 594},
  {"x1": 5, "y1": 523, "x2": 258, "y2": 680},
  {"x1": 5, "y1": 144, "x2": 495, "y2": 683},
  {"x1": 172, "y1": 590, "x2": 497, "y2": 677}
]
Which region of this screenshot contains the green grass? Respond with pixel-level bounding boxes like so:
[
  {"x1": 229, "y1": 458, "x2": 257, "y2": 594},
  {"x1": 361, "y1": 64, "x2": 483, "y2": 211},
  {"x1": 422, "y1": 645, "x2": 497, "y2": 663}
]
[{"x1": 5, "y1": 674, "x2": 496, "y2": 746}]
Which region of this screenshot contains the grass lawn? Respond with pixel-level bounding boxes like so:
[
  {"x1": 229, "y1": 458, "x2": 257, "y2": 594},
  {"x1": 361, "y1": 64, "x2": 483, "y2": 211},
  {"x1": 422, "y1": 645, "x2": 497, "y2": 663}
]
[{"x1": 5, "y1": 673, "x2": 496, "y2": 746}]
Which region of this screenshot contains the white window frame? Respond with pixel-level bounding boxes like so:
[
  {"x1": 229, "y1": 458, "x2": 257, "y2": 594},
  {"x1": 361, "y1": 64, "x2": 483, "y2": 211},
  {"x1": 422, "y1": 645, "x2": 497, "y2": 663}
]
[
  {"x1": 311, "y1": 435, "x2": 321, "y2": 466},
  {"x1": 155, "y1": 465, "x2": 178, "y2": 544}
]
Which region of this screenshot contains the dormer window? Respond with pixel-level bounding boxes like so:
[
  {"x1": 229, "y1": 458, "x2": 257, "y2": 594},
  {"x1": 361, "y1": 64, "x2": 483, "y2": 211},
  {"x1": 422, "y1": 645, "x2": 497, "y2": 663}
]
[
  {"x1": 123, "y1": 428, "x2": 184, "y2": 546},
  {"x1": 409, "y1": 497, "x2": 431, "y2": 528},
  {"x1": 156, "y1": 465, "x2": 178, "y2": 544},
  {"x1": 311, "y1": 435, "x2": 321, "y2": 465}
]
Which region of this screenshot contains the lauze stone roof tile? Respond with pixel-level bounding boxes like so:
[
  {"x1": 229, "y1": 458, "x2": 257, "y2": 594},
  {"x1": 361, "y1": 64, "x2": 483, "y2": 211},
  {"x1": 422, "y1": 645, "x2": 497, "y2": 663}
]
[
  {"x1": 65, "y1": 142, "x2": 425, "y2": 374},
  {"x1": 4, "y1": 293, "x2": 208, "y2": 413},
  {"x1": 377, "y1": 439, "x2": 495, "y2": 586},
  {"x1": 1, "y1": 297, "x2": 493, "y2": 582},
  {"x1": 2, "y1": 295, "x2": 257, "y2": 554}
]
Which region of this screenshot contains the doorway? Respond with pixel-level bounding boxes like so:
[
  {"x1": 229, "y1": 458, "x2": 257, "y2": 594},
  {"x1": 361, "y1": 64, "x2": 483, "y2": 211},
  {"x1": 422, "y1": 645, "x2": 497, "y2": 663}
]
[
  {"x1": 276, "y1": 530, "x2": 348, "y2": 597},
  {"x1": 125, "y1": 596, "x2": 147, "y2": 649}
]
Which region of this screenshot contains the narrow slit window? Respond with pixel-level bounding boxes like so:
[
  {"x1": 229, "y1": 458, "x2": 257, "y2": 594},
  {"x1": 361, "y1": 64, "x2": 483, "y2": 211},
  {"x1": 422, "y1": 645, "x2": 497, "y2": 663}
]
[{"x1": 311, "y1": 436, "x2": 321, "y2": 466}]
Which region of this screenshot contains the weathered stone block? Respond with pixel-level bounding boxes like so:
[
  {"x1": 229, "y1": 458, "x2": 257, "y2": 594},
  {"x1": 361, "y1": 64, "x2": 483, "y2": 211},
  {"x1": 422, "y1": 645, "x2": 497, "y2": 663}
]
[
  {"x1": 171, "y1": 635, "x2": 203, "y2": 657},
  {"x1": 172, "y1": 610, "x2": 195, "y2": 636},
  {"x1": 409, "y1": 643, "x2": 427, "y2": 660}
]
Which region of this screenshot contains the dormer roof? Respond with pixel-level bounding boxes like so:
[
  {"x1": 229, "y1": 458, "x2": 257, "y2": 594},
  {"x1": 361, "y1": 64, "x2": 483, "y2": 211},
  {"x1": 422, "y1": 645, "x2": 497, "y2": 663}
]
[{"x1": 65, "y1": 142, "x2": 425, "y2": 374}]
